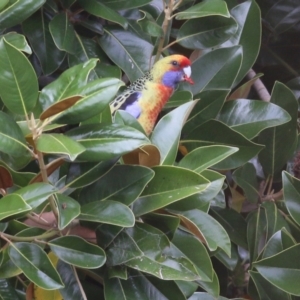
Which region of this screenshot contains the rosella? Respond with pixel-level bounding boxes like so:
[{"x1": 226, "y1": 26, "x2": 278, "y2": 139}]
[{"x1": 110, "y1": 55, "x2": 194, "y2": 135}]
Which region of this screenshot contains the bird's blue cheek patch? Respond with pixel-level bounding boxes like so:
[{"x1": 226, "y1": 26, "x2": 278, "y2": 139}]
[{"x1": 162, "y1": 71, "x2": 182, "y2": 88}]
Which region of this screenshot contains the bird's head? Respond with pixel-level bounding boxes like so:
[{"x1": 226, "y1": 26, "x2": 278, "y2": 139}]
[{"x1": 152, "y1": 55, "x2": 194, "y2": 88}]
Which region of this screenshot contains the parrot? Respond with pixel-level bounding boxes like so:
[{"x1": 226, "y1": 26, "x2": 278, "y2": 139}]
[{"x1": 110, "y1": 54, "x2": 194, "y2": 135}]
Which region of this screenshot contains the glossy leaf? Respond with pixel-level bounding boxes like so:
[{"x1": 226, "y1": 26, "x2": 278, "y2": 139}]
[
  {"x1": 8, "y1": 243, "x2": 63, "y2": 290},
  {"x1": 188, "y1": 46, "x2": 242, "y2": 95},
  {"x1": 101, "y1": 0, "x2": 151, "y2": 10},
  {"x1": 65, "y1": 158, "x2": 117, "y2": 189},
  {"x1": 253, "y1": 244, "x2": 300, "y2": 295},
  {"x1": 79, "y1": 165, "x2": 154, "y2": 206},
  {"x1": 53, "y1": 78, "x2": 123, "y2": 124},
  {"x1": 183, "y1": 89, "x2": 229, "y2": 134},
  {"x1": 182, "y1": 120, "x2": 264, "y2": 169},
  {"x1": 210, "y1": 208, "x2": 248, "y2": 249},
  {"x1": 49, "y1": 12, "x2": 76, "y2": 53},
  {"x1": 283, "y1": 171, "x2": 300, "y2": 227},
  {"x1": 57, "y1": 260, "x2": 84, "y2": 300},
  {"x1": 0, "y1": 38, "x2": 38, "y2": 115},
  {"x1": 2, "y1": 32, "x2": 32, "y2": 54},
  {"x1": 79, "y1": 200, "x2": 135, "y2": 227},
  {"x1": 0, "y1": 279, "x2": 20, "y2": 299},
  {"x1": 258, "y1": 82, "x2": 298, "y2": 176},
  {"x1": 175, "y1": 0, "x2": 230, "y2": 20},
  {"x1": 0, "y1": 194, "x2": 31, "y2": 221},
  {"x1": 173, "y1": 209, "x2": 231, "y2": 256},
  {"x1": 14, "y1": 182, "x2": 56, "y2": 208},
  {"x1": 36, "y1": 134, "x2": 85, "y2": 161},
  {"x1": 22, "y1": 11, "x2": 65, "y2": 75},
  {"x1": 133, "y1": 166, "x2": 209, "y2": 216},
  {"x1": 78, "y1": 0, "x2": 128, "y2": 29},
  {"x1": 265, "y1": 0, "x2": 300, "y2": 34},
  {"x1": 226, "y1": 0, "x2": 261, "y2": 85},
  {"x1": 172, "y1": 229, "x2": 213, "y2": 282},
  {"x1": 49, "y1": 236, "x2": 105, "y2": 268},
  {"x1": 179, "y1": 146, "x2": 238, "y2": 173},
  {"x1": 0, "y1": 112, "x2": 28, "y2": 156},
  {"x1": 104, "y1": 269, "x2": 185, "y2": 300},
  {"x1": 98, "y1": 28, "x2": 154, "y2": 82},
  {"x1": 67, "y1": 124, "x2": 150, "y2": 161},
  {"x1": 151, "y1": 101, "x2": 195, "y2": 165},
  {"x1": 232, "y1": 162, "x2": 259, "y2": 203},
  {"x1": 218, "y1": 99, "x2": 291, "y2": 139},
  {"x1": 56, "y1": 193, "x2": 80, "y2": 230},
  {"x1": 177, "y1": 16, "x2": 237, "y2": 49},
  {"x1": 0, "y1": 0, "x2": 45, "y2": 30},
  {"x1": 39, "y1": 59, "x2": 98, "y2": 110}
]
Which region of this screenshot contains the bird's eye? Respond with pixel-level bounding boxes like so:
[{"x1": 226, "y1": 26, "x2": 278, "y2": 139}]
[{"x1": 171, "y1": 61, "x2": 178, "y2": 66}]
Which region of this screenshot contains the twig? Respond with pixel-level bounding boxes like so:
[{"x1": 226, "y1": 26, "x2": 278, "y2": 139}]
[{"x1": 246, "y1": 69, "x2": 271, "y2": 102}]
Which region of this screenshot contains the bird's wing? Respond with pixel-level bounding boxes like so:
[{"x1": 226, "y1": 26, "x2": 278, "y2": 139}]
[{"x1": 110, "y1": 71, "x2": 152, "y2": 116}]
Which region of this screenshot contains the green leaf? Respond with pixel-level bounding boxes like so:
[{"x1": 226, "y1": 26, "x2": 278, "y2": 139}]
[
  {"x1": 224, "y1": 0, "x2": 261, "y2": 85},
  {"x1": 258, "y1": 82, "x2": 298, "y2": 176},
  {"x1": 133, "y1": 166, "x2": 209, "y2": 216},
  {"x1": 55, "y1": 194, "x2": 80, "y2": 230},
  {"x1": 182, "y1": 120, "x2": 264, "y2": 169},
  {"x1": 0, "y1": 0, "x2": 45, "y2": 31},
  {"x1": 247, "y1": 208, "x2": 267, "y2": 262},
  {"x1": 57, "y1": 260, "x2": 83, "y2": 300},
  {"x1": 176, "y1": 16, "x2": 237, "y2": 49},
  {"x1": 49, "y1": 12, "x2": 76, "y2": 53},
  {"x1": 253, "y1": 244, "x2": 300, "y2": 296},
  {"x1": 151, "y1": 102, "x2": 195, "y2": 165},
  {"x1": 39, "y1": 59, "x2": 98, "y2": 110},
  {"x1": 100, "y1": 0, "x2": 152, "y2": 10},
  {"x1": 8, "y1": 242, "x2": 64, "y2": 290},
  {"x1": 2, "y1": 32, "x2": 32, "y2": 54},
  {"x1": 53, "y1": 78, "x2": 123, "y2": 124},
  {"x1": 0, "y1": 38, "x2": 38, "y2": 115},
  {"x1": 175, "y1": 0, "x2": 230, "y2": 20},
  {"x1": 68, "y1": 34, "x2": 121, "y2": 80},
  {"x1": 98, "y1": 27, "x2": 154, "y2": 82},
  {"x1": 232, "y1": 163, "x2": 259, "y2": 203},
  {"x1": 164, "y1": 90, "x2": 193, "y2": 109},
  {"x1": 264, "y1": 0, "x2": 300, "y2": 34},
  {"x1": 65, "y1": 158, "x2": 117, "y2": 189},
  {"x1": 218, "y1": 99, "x2": 291, "y2": 139},
  {"x1": 14, "y1": 183, "x2": 57, "y2": 209},
  {"x1": 250, "y1": 271, "x2": 291, "y2": 300},
  {"x1": 179, "y1": 146, "x2": 238, "y2": 173},
  {"x1": 173, "y1": 209, "x2": 231, "y2": 256},
  {"x1": 49, "y1": 236, "x2": 106, "y2": 268},
  {"x1": 122, "y1": 224, "x2": 201, "y2": 281},
  {"x1": 183, "y1": 89, "x2": 229, "y2": 134},
  {"x1": 188, "y1": 46, "x2": 242, "y2": 95},
  {"x1": 79, "y1": 200, "x2": 135, "y2": 227},
  {"x1": 283, "y1": 171, "x2": 300, "y2": 227},
  {"x1": 104, "y1": 269, "x2": 185, "y2": 300},
  {"x1": 262, "y1": 229, "x2": 296, "y2": 260},
  {"x1": 78, "y1": 0, "x2": 128, "y2": 29},
  {"x1": 79, "y1": 165, "x2": 154, "y2": 206},
  {"x1": 0, "y1": 279, "x2": 20, "y2": 299},
  {"x1": 36, "y1": 134, "x2": 85, "y2": 161},
  {"x1": 67, "y1": 124, "x2": 150, "y2": 161},
  {"x1": 0, "y1": 194, "x2": 31, "y2": 221},
  {"x1": 172, "y1": 229, "x2": 213, "y2": 282},
  {"x1": 0, "y1": 248, "x2": 22, "y2": 279},
  {"x1": 210, "y1": 208, "x2": 248, "y2": 249},
  {"x1": 0, "y1": 111, "x2": 28, "y2": 156},
  {"x1": 22, "y1": 11, "x2": 65, "y2": 75}
]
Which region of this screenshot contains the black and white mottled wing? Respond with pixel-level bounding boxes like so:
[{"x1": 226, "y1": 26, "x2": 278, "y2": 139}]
[{"x1": 110, "y1": 71, "x2": 152, "y2": 118}]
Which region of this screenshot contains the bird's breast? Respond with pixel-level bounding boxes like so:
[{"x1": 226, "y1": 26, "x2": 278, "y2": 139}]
[{"x1": 137, "y1": 82, "x2": 174, "y2": 134}]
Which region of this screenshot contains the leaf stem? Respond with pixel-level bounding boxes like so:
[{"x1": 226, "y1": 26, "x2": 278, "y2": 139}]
[
  {"x1": 0, "y1": 230, "x2": 58, "y2": 242},
  {"x1": 73, "y1": 266, "x2": 88, "y2": 300}
]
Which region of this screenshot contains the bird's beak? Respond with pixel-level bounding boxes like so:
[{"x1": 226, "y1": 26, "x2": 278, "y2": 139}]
[{"x1": 182, "y1": 66, "x2": 194, "y2": 84}]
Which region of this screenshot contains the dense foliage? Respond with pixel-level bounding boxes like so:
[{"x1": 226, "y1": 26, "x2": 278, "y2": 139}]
[{"x1": 0, "y1": 0, "x2": 300, "y2": 299}]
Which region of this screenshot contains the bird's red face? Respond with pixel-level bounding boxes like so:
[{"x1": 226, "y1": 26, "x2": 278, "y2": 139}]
[{"x1": 168, "y1": 55, "x2": 194, "y2": 85}]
